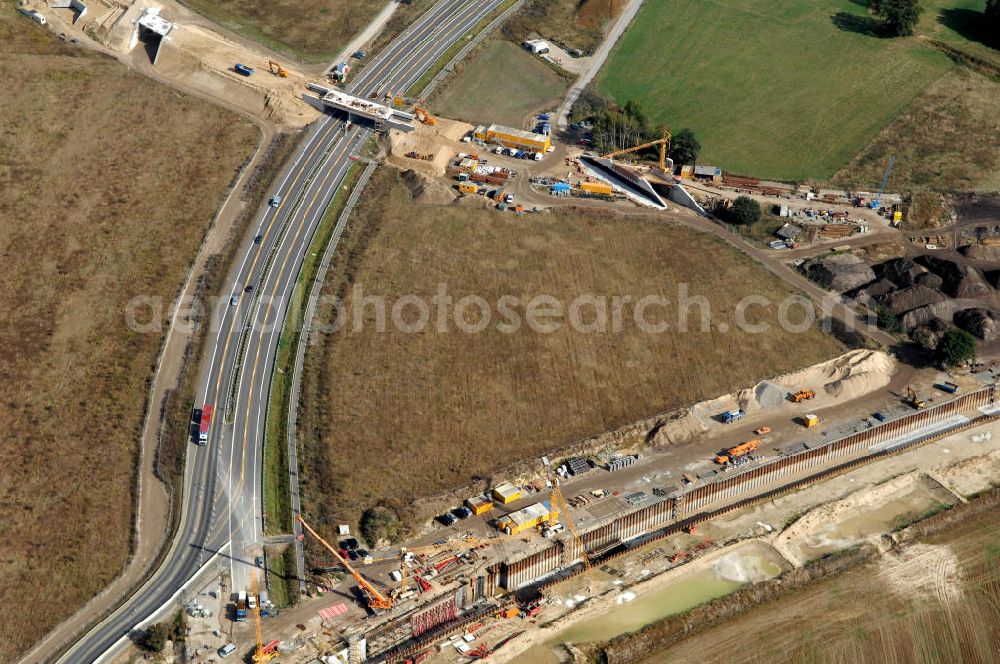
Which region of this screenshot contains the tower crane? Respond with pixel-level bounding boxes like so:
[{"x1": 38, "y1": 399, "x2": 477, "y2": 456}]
[
  {"x1": 296, "y1": 515, "x2": 394, "y2": 611},
  {"x1": 541, "y1": 458, "x2": 595, "y2": 587},
  {"x1": 869, "y1": 155, "x2": 894, "y2": 209},
  {"x1": 600, "y1": 128, "x2": 671, "y2": 171},
  {"x1": 250, "y1": 573, "x2": 278, "y2": 663}
]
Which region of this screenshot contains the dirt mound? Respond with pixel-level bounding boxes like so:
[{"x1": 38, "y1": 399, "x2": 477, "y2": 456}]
[
  {"x1": 954, "y1": 308, "x2": 1000, "y2": 341},
  {"x1": 754, "y1": 382, "x2": 785, "y2": 409},
  {"x1": 803, "y1": 254, "x2": 875, "y2": 292},
  {"x1": 874, "y1": 257, "x2": 928, "y2": 287},
  {"x1": 693, "y1": 350, "x2": 895, "y2": 423},
  {"x1": 917, "y1": 255, "x2": 993, "y2": 298},
  {"x1": 387, "y1": 116, "x2": 476, "y2": 177},
  {"x1": 878, "y1": 284, "x2": 947, "y2": 315},
  {"x1": 399, "y1": 169, "x2": 457, "y2": 206},
  {"x1": 959, "y1": 244, "x2": 1000, "y2": 261}
]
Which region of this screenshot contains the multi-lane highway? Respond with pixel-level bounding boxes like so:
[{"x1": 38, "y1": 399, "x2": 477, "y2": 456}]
[{"x1": 60, "y1": 1, "x2": 505, "y2": 661}]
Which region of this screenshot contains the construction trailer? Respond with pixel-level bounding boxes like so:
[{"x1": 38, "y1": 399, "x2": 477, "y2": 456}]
[
  {"x1": 473, "y1": 124, "x2": 551, "y2": 154},
  {"x1": 578, "y1": 181, "x2": 613, "y2": 196},
  {"x1": 496, "y1": 501, "x2": 556, "y2": 535},
  {"x1": 492, "y1": 483, "x2": 522, "y2": 505},
  {"x1": 466, "y1": 495, "x2": 494, "y2": 515}
]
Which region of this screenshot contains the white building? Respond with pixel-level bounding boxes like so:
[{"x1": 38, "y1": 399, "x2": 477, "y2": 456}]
[{"x1": 523, "y1": 39, "x2": 550, "y2": 55}]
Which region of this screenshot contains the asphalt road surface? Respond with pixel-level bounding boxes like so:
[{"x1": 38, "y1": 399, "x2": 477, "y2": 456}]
[{"x1": 60, "y1": 1, "x2": 505, "y2": 661}]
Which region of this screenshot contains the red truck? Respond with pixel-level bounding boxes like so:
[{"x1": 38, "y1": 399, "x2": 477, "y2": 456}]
[{"x1": 198, "y1": 404, "x2": 212, "y2": 445}]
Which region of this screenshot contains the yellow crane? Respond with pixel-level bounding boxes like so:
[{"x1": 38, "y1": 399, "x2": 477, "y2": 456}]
[
  {"x1": 296, "y1": 515, "x2": 394, "y2": 611},
  {"x1": 542, "y1": 458, "x2": 595, "y2": 587},
  {"x1": 600, "y1": 128, "x2": 672, "y2": 171},
  {"x1": 250, "y1": 573, "x2": 278, "y2": 663}
]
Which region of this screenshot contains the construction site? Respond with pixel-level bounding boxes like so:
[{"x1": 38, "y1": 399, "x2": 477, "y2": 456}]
[
  {"x1": 179, "y1": 345, "x2": 1000, "y2": 664},
  {"x1": 12, "y1": 0, "x2": 1000, "y2": 662}
]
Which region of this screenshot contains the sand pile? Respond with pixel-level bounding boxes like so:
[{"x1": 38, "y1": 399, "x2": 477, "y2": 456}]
[
  {"x1": 387, "y1": 116, "x2": 475, "y2": 177},
  {"x1": 693, "y1": 350, "x2": 895, "y2": 424}
]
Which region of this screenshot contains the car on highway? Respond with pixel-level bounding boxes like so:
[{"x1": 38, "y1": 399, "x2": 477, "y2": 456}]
[
  {"x1": 269, "y1": 194, "x2": 282, "y2": 208},
  {"x1": 255, "y1": 555, "x2": 264, "y2": 568},
  {"x1": 229, "y1": 295, "x2": 238, "y2": 306},
  {"x1": 244, "y1": 284, "x2": 254, "y2": 293},
  {"x1": 253, "y1": 234, "x2": 263, "y2": 244}
]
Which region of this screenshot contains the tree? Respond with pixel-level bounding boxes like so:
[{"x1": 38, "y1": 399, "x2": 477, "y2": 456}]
[
  {"x1": 878, "y1": 0, "x2": 922, "y2": 37},
  {"x1": 937, "y1": 328, "x2": 976, "y2": 367},
  {"x1": 359, "y1": 505, "x2": 403, "y2": 546},
  {"x1": 987, "y1": 0, "x2": 1000, "y2": 27},
  {"x1": 139, "y1": 622, "x2": 170, "y2": 652},
  {"x1": 725, "y1": 196, "x2": 762, "y2": 226},
  {"x1": 669, "y1": 128, "x2": 701, "y2": 167}
]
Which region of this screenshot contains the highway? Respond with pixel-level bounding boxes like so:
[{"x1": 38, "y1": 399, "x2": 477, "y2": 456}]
[{"x1": 59, "y1": 1, "x2": 505, "y2": 661}]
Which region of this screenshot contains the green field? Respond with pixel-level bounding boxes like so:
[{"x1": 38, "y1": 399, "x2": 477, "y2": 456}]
[
  {"x1": 431, "y1": 40, "x2": 569, "y2": 128},
  {"x1": 597, "y1": 0, "x2": 955, "y2": 181}
]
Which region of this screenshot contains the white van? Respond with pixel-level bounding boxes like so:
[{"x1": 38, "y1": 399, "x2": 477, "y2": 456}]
[{"x1": 218, "y1": 643, "x2": 236, "y2": 658}]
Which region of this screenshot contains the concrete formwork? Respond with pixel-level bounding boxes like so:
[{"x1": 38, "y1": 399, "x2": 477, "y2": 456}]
[{"x1": 493, "y1": 386, "x2": 996, "y2": 592}]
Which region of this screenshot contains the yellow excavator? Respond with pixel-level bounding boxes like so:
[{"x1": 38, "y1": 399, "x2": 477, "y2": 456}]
[
  {"x1": 905, "y1": 387, "x2": 926, "y2": 409},
  {"x1": 414, "y1": 107, "x2": 437, "y2": 125},
  {"x1": 268, "y1": 60, "x2": 289, "y2": 77}
]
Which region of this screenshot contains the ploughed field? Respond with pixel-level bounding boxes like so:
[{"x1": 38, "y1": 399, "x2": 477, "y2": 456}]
[
  {"x1": 297, "y1": 168, "x2": 843, "y2": 533},
  {"x1": 0, "y1": 6, "x2": 258, "y2": 659}
]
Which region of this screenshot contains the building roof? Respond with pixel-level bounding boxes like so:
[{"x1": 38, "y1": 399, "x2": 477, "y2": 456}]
[
  {"x1": 694, "y1": 165, "x2": 722, "y2": 176},
  {"x1": 501, "y1": 501, "x2": 551, "y2": 527},
  {"x1": 776, "y1": 223, "x2": 802, "y2": 239},
  {"x1": 486, "y1": 124, "x2": 548, "y2": 144},
  {"x1": 493, "y1": 482, "x2": 520, "y2": 500}
]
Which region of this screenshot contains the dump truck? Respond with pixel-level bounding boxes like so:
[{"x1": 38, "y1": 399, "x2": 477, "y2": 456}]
[
  {"x1": 790, "y1": 389, "x2": 816, "y2": 403},
  {"x1": 936, "y1": 381, "x2": 959, "y2": 394},
  {"x1": 720, "y1": 409, "x2": 745, "y2": 424},
  {"x1": 234, "y1": 63, "x2": 254, "y2": 77},
  {"x1": 715, "y1": 439, "x2": 761, "y2": 464},
  {"x1": 235, "y1": 592, "x2": 248, "y2": 622}
]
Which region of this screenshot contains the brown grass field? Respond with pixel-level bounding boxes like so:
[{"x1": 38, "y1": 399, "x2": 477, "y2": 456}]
[
  {"x1": 297, "y1": 168, "x2": 844, "y2": 533},
  {"x1": 638, "y1": 507, "x2": 1000, "y2": 664},
  {"x1": 431, "y1": 40, "x2": 569, "y2": 128},
  {"x1": 0, "y1": 6, "x2": 257, "y2": 659},
  {"x1": 182, "y1": 0, "x2": 424, "y2": 62},
  {"x1": 505, "y1": 0, "x2": 628, "y2": 55},
  {"x1": 832, "y1": 68, "x2": 1000, "y2": 194}
]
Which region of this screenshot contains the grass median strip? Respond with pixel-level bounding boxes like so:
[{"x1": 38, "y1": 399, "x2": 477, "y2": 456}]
[{"x1": 262, "y1": 161, "x2": 363, "y2": 536}]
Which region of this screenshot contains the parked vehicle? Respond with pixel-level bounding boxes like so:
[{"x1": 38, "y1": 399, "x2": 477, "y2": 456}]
[
  {"x1": 452, "y1": 506, "x2": 472, "y2": 519},
  {"x1": 873, "y1": 412, "x2": 887, "y2": 422},
  {"x1": 438, "y1": 513, "x2": 457, "y2": 526},
  {"x1": 218, "y1": 643, "x2": 237, "y2": 658},
  {"x1": 352, "y1": 50, "x2": 367, "y2": 59},
  {"x1": 720, "y1": 409, "x2": 745, "y2": 424},
  {"x1": 234, "y1": 63, "x2": 254, "y2": 76}
]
